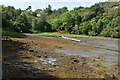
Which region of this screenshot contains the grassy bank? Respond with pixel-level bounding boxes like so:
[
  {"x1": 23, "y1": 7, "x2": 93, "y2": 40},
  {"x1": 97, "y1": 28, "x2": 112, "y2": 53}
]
[
  {"x1": 2, "y1": 30, "x2": 26, "y2": 37},
  {"x1": 2, "y1": 30, "x2": 116, "y2": 39},
  {"x1": 24, "y1": 32, "x2": 112, "y2": 39}
]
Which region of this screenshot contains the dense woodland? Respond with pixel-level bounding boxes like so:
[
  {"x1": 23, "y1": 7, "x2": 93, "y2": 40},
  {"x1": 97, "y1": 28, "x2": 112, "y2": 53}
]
[{"x1": 1, "y1": 2, "x2": 120, "y2": 38}]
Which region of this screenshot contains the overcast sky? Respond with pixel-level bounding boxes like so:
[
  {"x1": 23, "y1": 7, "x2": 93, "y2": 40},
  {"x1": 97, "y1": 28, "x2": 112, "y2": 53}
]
[{"x1": 1, "y1": 0, "x2": 108, "y2": 11}]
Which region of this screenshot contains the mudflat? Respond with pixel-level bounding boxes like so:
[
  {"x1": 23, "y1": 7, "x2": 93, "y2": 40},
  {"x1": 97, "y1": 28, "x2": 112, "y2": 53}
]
[{"x1": 2, "y1": 35, "x2": 119, "y2": 79}]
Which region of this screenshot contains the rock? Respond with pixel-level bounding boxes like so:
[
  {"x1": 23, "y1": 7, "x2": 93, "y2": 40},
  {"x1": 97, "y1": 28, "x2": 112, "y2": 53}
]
[
  {"x1": 69, "y1": 67, "x2": 77, "y2": 70},
  {"x1": 71, "y1": 59, "x2": 79, "y2": 64},
  {"x1": 29, "y1": 49, "x2": 34, "y2": 52},
  {"x1": 71, "y1": 62, "x2": 74, "y2": 64},
  {"x1": 98, "y1": 57, "x2": 101, "y2": 59},
  {"x1": 55, "y1": 46, "x2": 62, "y2": 48},
  {"x1": 82, "y1": 62, "x2": 86, "y2": 65},
  {"x1": 44, "y1": 56, "x2": 47, "y2": 58},
  {"x1": 35, "y1": 51, "x2": 38, "y2": 53},
  {"x1": 81, "y1": 57, "x2": 86, "y2": 61},
  {"x1": 37, "y1": 56, "x2": 41, "y2": 58},
  {"x1": 33, "y1": 73, "x2": 37, "y2": 77},
  {"x1": 5, "y1": 63, "x2": 9, "y2": 65},
  {"x1": 96, "y1": 64, "x2": 100, "y2": 67},
  {"x1": 23, "y1": 57, "x2": 30, "y2": 59},
  {"x1": 3, "y1": 58, "x2": 6, "y2": 61},
  {"x1": 73, "y1": 59, "x2": 79, "y2": 63},
  {"x1": 19, "y1": 47, "x2": 25, "y2": 50},
  {"x1": 18, "y1": 52, "x2": 23, "y2": 54},
  {"x1": 44, "y1": 52, "x2": 47, "y2": 54},
  {"x1": 98, "y1": 78, "x2": 105, "y2": 80},
  {"x1": 58, "y1": 46, "x2": 63, "y2": 48},
  {"x1": 112, "y1": 74, "x2": 116, "y2": 79},
  {"x1": 21, "y1": 43, "x2": 26, "y2": 44},
  {"x1": 53, "y1": 65, "x2": 57, "y2": 67},
  {"x1": 61, "y1": 56, "x2": 64, "y2": 57}
]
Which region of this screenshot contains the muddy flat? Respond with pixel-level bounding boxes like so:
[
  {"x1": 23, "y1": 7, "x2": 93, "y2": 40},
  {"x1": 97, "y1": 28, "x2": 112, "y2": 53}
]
[{"x1": 2, "y1": 35, "x2": 119, "y2": 79}]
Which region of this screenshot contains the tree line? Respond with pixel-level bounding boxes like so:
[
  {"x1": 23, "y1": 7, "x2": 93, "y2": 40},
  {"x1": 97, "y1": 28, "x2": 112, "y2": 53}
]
[{"x1": 1, "y1": 2, "x2": 120, "y2": 38}]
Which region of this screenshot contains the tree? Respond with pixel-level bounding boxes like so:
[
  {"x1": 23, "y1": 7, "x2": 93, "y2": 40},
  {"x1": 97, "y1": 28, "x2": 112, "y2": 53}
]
[
  {"x1": 80, "y1": 21, "x2": 92, "y2": 35},
  {"x1": 32, "y1": 11, "x2": 52, "y2": 32},
  {"x1": 44, "y1": 5, "x2": 52, "y2": 15},
  {"x1": 59, "y1": 12, "x2": 75, "y2": 33},
  {"x1": 49, "y1": 19, "x2": 62, "y2": 31},
  {"x1": 26, "y1": 6, "x2": 31, "y2": 11},
  {"x1": 100, "y1": 27, "x2": 113, "y2": 37},
  {"x1": 13, "y1": 14, "x2": 31, "y2": 32},
  {"x1": 75, "y1": 15, "x2": 82, "y2": 26}
]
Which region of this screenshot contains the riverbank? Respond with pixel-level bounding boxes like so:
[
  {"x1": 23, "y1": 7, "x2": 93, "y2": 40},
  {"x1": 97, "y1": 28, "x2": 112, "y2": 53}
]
[
  {"x1": 2, "y1": 35, "x2": 119, "y2": 79},
  {"x1": 2, "y1": 30, "x2": 119, "y2": 39}
]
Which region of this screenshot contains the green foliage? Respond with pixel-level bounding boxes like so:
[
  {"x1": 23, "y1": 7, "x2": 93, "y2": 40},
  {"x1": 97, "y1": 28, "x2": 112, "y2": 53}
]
[
  {"x1": 80, "y1": 21, "x2": 92, "y2": 35},
  {"x1": 26, "y1": 6, "x2": 31, "y2": 11},
  {"x1": 2, "y1": 2, "x2": 120, "y2": 38},
  {"x1": 13, "y1": 14, "x2": 31, "y2": 33},
  {"x1": 58, "y1": 12, "x2": 75, "y2": 33},
  {"x1": 71, "y1": 25, "x2": 81, "y2": 34},
  {"x1": 44, "y1": 5, "x2": 52, "y2": 15},
  {"x1": 100, "y1": 27, "x2": 113, "y2": 37},
  {"x1": 88, "y1": 31, "x2": 97, "y2": 36}
]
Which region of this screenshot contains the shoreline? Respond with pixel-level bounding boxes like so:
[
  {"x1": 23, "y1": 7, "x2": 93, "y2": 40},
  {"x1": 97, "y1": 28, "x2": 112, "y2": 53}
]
[{"x1": 2, "y1": 35, "x2": 119, "y2": 79}]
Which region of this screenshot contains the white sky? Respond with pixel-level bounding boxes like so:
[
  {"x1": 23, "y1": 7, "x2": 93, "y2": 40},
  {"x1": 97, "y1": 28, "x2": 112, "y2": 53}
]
[
  {"x1": 1, "y1": 0, "x2": 107, "y2": 2},
  {"x1": 1, "y1": 0, "x2": 111, "y2": 11}
]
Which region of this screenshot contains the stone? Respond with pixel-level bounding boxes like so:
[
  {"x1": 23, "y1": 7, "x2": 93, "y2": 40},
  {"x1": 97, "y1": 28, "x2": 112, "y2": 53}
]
[
  {"x1": 29, "y1": 49, "x2": 34, "y2": 52},
  {"x1": 73, "y1": 59, "x2": 79, "y2": 63},
  {"x1": 53, "y1": 65, "x2": 57, "y2": 67},
  {"x1": 37, "y1": 56, "x2": 41, "y2": 58},
  {"x1": 19, "y1": 47, "x2": 25, "y2": 50},
  {"x1": 44, "y1": 56, "x2": 47, "y2": 58},
  {"x1": 112, "y1": 74, "x2": 116, "y2": 79}
]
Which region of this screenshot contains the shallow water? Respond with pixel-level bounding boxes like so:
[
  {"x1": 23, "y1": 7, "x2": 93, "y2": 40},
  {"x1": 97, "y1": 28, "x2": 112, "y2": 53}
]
[
  {"x1": 54, "y1": 48, "x2": 118, "y2": 66},
  {"x1": 32, "y1": 57, "x2": 58, "y2": 70},
  {"x1": 54, "y1": 38, "x2": 118, "y2": 67}
]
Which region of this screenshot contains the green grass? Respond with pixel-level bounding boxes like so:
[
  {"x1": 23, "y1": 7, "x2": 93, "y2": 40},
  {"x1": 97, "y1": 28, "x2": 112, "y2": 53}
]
[
  {"x1": 2, "y1": 30, "x2": 21, "y2": 35},
  {"x1": 2, "y1": 30, "x2": 25, "y2": 37},
  {"x1": 24, "y1": 32, "x2": 112, "y2": 39},
  {"x1": 2, "y1": 30, "x2": 115, "y2": 39}
]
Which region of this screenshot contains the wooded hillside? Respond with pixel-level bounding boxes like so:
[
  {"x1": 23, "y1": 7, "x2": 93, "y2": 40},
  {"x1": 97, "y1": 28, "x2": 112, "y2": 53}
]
[{"x1": 2, "y1": 1, "x2": 120, "y2": 37}]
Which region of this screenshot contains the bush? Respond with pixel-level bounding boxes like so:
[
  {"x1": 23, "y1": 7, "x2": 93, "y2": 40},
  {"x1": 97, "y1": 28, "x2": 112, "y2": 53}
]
[{"x1": 88, "y1": 31, "x2": 97, "y2": 36}]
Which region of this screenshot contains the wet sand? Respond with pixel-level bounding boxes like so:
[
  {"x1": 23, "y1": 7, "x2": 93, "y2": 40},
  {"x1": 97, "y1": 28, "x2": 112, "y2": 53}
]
[{"x1": 2, "y1": 35, "x2": 119, "y2": 79}]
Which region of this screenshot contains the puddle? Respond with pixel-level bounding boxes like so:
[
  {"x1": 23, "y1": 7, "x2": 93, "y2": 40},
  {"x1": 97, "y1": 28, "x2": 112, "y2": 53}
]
[
  {"x1": 41, "y1": 36, "x2": 60, "y2": 39},
  {"x1": 32, "y1": 58, "x2": 58, "y2": 70},
  {"x1": 33, "y1": 58, "x2": 57, "y2": 65}
]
